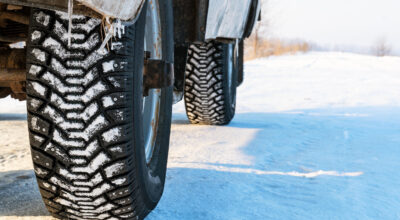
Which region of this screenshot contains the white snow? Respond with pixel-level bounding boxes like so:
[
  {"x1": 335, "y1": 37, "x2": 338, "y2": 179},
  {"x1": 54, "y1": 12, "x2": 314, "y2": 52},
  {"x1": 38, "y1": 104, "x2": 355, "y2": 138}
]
[
  {"x1": 69, "y1": 140, "x2": 99, "y2": 157},
  {"x1": 102, "y1": 127, "x2": 122, "y2": 143},
  {"x1": 102, "y1": 96, "x2": 115, "y2": 107},
  {"x1": 53, "y1": 129, "x2": 84, "y2": 148},
  {"x1": 69, "y1": 115, "x2": 108, "y2": 141},
  {"x1": 31, "y1": 31, "x2": 42, "y2": 41},
  {"x1": 67, "y1": 103, "x2": 98, "y2": 122},
  {"x1": 66, "y1": 82, "x2": 107, "y2": 103},
  {"x1": 104, "y1": 162, "x2": 124, "y2": 178},
  {"x1": 43, "y1": 37, "x2": 84, "y2": 59},
  {"x1": 75, "y1": 183, "x2": 112, "y2": 197},
  {"x1": 1, "y1": 52, "x2": 400, "y2": 219},
  {"x1": 51, "y1": 58, "x2": 84, "y2": 76},
  {"x1": 34, "y1": 11, "x2": 50, "y2": 27},
  {"x1": 73, "y1": 173, "x2": 103, "y2": 187},
  {"x1": 30, "y1": 81, "x2": 47, "y2": 97},
  {"x1": 102, "y1": 60, "x2": 116, "y2": 73},
  {"x1": 31, "y1": 49, "x2": 46, "y2": 62},
  {"x1": 50, "y1": 93, "x2": 84, "y2": 111},
  {"x1": 29, "y1": 65, "x2": 42, "y2": 76},
  {"x1": 71, "y1": 152, "x2": 110, "y2": 174}
]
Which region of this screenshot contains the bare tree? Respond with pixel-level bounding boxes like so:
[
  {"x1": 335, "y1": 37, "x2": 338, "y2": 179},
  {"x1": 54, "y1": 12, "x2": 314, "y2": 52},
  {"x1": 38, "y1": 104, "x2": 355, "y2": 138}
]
[{"x1": 372, "y1": 38, "x2": 392, "y2": 57}]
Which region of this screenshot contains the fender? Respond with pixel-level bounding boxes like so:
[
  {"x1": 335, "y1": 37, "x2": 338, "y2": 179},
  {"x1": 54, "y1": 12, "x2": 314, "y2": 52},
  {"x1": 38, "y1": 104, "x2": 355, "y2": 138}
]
[
  {"x1": 205, "y1": 0, "x2": 260, "y2": 41},
  {"x1": 0, "y1": 0, "x2": 146, "y2": 20}
]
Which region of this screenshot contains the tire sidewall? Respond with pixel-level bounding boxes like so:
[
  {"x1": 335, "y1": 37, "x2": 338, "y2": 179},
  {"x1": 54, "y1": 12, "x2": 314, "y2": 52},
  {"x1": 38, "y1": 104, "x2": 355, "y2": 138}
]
[
  {"x1": 222, "y1": 43, "x2": 238, "y2": 122},
  {"x1": 132, "y1": 0, "x2": 174, "y2": 210}
]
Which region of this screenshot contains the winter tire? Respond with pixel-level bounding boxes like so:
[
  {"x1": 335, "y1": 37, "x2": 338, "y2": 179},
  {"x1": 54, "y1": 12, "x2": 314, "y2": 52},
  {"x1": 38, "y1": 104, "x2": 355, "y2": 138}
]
[
  {"x1": 184, "y1": 41, "x2": 240, "y2": 125},
  {"x1": 26, "y1": 0, "x2": 173, "y2": 219}
]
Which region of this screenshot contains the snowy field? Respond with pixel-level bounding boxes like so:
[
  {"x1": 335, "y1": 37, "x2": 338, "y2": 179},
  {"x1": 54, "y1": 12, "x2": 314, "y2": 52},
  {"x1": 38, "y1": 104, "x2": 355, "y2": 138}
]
[{"x1": 1, "y1": 52, "x2": 400, "y2": 219}]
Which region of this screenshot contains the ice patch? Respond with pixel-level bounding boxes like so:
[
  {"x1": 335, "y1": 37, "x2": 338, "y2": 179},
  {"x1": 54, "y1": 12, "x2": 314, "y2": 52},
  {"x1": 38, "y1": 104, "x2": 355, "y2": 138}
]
[{"x1": 170, "y1": 163, "x2": 363, "y2": 178}]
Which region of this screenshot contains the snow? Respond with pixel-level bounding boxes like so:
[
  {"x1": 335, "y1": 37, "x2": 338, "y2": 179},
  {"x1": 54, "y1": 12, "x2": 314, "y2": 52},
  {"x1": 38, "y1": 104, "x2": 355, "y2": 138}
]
[
  {"x1": 1, "y1": 52, "x2": 400, "y2": 219},
  {"x1": 102, "y1": 127, "x2": 122, "y2": 143},
  {"x1": 31, "y1": 49, "x2": 46, "y2": 62},
  {"x1": 104, "y1": 162, "x2": 124, "y2": 178},
  {"x1": 30, "y1": 81, "x2": 47, "y2": 97},
  {"x1": 151, "y1": 52, "x2": 400, "y2": 220},
  {"x1": 71, "y1": 152, "x2": 110, "y2": 174},
  {"x1": 28, "y1": 65, "x2": 42, "y2": 76},
  {"x1": 102, "y1": 60, "x2": 116, "y2": 73}
]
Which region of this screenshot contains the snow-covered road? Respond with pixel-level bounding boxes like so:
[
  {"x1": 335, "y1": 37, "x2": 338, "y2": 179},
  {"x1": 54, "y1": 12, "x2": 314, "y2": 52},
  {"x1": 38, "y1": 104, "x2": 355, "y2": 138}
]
[{"x1": 1, "y1": 52, "x2": 400, "y2": 219}]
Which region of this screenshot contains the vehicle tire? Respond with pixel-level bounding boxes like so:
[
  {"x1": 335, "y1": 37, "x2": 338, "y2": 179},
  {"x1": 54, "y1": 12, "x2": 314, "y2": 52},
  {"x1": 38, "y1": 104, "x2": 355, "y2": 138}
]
[
  {"x1": 26, "y1": 0, "x2": 173, "y2": 219},
  {"x1": 184, "y1": 41, "x2": 240, "y2": 125}
]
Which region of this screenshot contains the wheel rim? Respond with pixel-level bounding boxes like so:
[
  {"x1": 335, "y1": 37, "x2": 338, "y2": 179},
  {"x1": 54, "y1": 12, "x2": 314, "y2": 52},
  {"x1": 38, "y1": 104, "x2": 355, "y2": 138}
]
[
  {"x1": 227, "y1": 44, "x2": 236, "y2": 108},
  {"x1": 143, "y1": 0, "x2": 162, "y2": 164}
]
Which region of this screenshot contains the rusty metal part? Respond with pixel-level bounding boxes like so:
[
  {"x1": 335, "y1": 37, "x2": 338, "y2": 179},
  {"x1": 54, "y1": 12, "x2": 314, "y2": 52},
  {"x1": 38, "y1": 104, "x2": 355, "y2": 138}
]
[
  {"x1": 0, "y1": 34, "x2": 25, "y2": 42},
  {"x1": 0, "y1": 68, "x2": 25, "y2": 81},
  {"x1": 0, "y1": 87, "x2": 11, "y2": 98},
  {"x1": 0, "y1": 48, "x2": 26, "y2": 100},
  {"x1": 0, "y1": 11, "x2": 29, "y2": 24},
  {"x1": 0, "y1": 48, "x2": 25, "y2": 68},
  {"x1": 143, "y1": 58, "x2": 174, "y2": 96}
]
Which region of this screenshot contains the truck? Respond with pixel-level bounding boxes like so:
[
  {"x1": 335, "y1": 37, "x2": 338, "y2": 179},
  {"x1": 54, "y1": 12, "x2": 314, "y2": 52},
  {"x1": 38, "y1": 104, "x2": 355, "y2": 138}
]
[{"x1": 0, "y1": 0, "x2": 260, "y2": 219}]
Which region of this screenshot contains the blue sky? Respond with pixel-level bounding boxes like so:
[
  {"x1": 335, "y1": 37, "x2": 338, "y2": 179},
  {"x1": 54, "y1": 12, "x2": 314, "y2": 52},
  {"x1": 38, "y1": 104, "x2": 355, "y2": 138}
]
[{"x1": 266, "y1": 0, "x2": 400, "y2": 54}]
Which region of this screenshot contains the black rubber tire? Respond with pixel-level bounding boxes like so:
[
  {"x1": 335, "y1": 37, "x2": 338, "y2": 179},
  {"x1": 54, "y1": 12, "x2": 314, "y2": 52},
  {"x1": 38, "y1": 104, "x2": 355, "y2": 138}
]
[
  {"x1": 184, "y1": 41, "x2": 239, "y2": 125},
  {"x1": 26, "y1": 1, "x2": 173, "y2": 219}
]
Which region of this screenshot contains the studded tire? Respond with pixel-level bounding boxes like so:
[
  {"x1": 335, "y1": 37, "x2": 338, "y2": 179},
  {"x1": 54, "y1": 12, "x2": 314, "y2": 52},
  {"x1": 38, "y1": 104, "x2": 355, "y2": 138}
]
[
  {"x1": 184, "y1": 41, "x2": 240, "y2": 125},
  {"x1": 26, "y1": 3, "x2": 173, "y2": 220}
]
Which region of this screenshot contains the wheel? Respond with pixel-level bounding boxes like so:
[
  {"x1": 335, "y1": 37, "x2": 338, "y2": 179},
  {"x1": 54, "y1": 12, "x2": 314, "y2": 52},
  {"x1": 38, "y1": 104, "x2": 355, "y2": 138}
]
[
  {"x1": 26, "y1": 0, "x2": 173, "y2": 219},
  {"x1": 184, "y1": 41, "x2": 240, "y2": 125}
]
